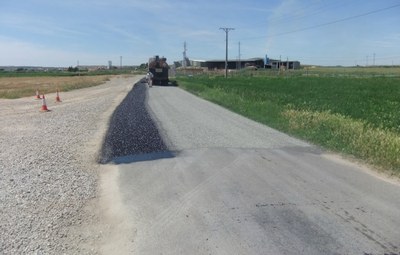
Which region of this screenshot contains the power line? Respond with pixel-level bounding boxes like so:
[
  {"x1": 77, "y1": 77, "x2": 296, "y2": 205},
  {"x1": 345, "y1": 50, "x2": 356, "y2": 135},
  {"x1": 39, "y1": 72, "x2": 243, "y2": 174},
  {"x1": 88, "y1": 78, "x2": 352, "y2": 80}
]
[
  {"x1": 275, "y1": 4, "x2": 400, "y2": 37},
  {"x1": 243, "y1": 3, "x2": 400, "y2": 40},
  {"x1": 235, "y1": 1, "x2": 350, "y2": 30},
  {"x1": 266, "y1": 1, "x2": 351, "y2": 26}
]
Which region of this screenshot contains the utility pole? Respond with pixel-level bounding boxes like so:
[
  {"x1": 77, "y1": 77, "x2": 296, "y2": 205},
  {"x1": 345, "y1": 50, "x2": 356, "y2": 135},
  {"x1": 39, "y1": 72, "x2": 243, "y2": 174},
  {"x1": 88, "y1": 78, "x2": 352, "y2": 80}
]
[
  {"x1": 287, "y1": 57, "x2": 289, "y2": 70},
  {"x1": 373, "y1": 53, "x2": 376, "y2": 66},
  {"x1": 183, "y1": 41, "x2": 187, "y2": 68},
  {"x1": 238, "y1": 42, "x2": 241, "y2": 70},
  {"x1": 220, "y1": 27, "x2": 235, "y2": 78},
  {"x1": 120, "y1": 56, "x2": 122, "y2": 69}
]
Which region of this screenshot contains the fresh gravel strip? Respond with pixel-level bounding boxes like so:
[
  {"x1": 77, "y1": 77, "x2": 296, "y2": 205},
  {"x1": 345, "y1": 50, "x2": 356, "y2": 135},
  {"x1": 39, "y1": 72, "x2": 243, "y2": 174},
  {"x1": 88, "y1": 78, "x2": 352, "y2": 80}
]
[
  {"x1": 0, "y1": 76, "x2": 141, "y2": 254},
  {"x1": 99, "y1": 81, "x2": 168, "y2": 164}
]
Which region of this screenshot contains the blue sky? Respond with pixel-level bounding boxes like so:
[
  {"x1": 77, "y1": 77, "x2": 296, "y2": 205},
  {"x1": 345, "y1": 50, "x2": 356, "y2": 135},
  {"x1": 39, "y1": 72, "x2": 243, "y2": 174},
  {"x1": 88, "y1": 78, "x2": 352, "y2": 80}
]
[{"x1": 1, "y1": 0, "x2": 399, "y2": 67}]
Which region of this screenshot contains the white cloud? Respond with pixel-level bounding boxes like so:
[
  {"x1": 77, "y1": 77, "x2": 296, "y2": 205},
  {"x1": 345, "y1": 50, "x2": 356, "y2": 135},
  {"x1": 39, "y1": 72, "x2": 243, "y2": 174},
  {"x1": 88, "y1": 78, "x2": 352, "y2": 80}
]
[
  {"x1": 367, "y1": 33, "x2": 400, "y2": 49},
  {"x1": 0, "y1": 36, "x2": 107, "y2": 66},
  {"x1": 0, "y1": 12, "x2": 87, "y2": 39}
]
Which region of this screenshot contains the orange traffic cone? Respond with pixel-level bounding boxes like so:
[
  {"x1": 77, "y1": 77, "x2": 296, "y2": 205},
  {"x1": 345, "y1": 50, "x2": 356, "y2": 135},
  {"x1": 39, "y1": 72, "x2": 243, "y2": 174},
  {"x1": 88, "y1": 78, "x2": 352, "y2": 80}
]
[
  {"x1": 35, "y1": 89, "x2": 41, "y2": 100},
  {"x1": 40, "y1": 94, "x2": 50, "y2": 112},
  {"x1": 55, "y1": 89, "x2": 62, "y2": 102}
]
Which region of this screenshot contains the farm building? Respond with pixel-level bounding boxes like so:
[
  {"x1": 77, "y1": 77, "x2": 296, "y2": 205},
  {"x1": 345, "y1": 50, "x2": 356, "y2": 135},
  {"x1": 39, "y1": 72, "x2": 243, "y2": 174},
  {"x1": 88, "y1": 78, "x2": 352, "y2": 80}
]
[
  {"x1": 199, "y1": 58, "x2": 265, "y2": 70},
  {"x1": 188, "y1": 57, "x2": 300, "y2": 70},
  {"x1": 266, "y1": 59, "x2": 301, "y2": 70}
]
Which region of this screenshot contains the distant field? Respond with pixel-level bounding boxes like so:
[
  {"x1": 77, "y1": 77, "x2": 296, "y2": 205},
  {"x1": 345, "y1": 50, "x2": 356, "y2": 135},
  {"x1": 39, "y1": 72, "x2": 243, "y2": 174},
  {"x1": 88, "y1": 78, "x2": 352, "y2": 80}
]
[
  {"x1": 178, "y1": 66, "x2": 400, "y2": 78},
  {"x1": 293, "y1": 66, "x2": 400, "y2": 77},
  {"x1": 177, "y1": 75, "x2": 400, "y2": 175},
  {"x1": 0, "y1": 76, "x2": 112, "y2": 99}
]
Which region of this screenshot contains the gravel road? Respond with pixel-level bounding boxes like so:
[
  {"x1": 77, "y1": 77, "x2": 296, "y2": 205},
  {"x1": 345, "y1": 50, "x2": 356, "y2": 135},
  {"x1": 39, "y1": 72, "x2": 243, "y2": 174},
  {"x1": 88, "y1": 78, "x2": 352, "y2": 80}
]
[
  {"x1": 101, "y1": 85, "x2": 400, "y2": 254},
  {"x1": 3, "y1": 76, "x2": 399, "y2": 254},
  {"x1": 0, "y1": 76, "x2": 141, "y2": 254},
  {"x1": 147, "y1": 86, "x2": 310, "y2": 150}
]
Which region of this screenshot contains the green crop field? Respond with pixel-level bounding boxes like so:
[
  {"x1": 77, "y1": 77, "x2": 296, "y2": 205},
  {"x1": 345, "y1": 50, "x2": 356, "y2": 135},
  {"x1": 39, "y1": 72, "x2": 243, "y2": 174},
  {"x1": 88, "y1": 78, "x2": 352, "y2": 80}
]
[{"x1": 176, "y1": 74, "x2": 400, "y2": 175}]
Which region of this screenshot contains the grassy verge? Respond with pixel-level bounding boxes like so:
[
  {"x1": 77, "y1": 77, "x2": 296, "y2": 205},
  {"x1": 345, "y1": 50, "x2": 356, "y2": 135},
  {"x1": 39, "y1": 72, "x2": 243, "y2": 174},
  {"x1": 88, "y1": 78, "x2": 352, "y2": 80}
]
[{"x1": 176, "y1": 76, "x2": 400, "y2": 175}]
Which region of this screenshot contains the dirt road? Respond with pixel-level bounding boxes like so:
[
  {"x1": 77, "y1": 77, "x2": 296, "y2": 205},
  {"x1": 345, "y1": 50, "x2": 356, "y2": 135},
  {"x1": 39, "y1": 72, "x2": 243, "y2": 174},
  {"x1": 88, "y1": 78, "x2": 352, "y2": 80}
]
[{"x1": 99, "y1": 85, "x2": 400, "y2": 254}]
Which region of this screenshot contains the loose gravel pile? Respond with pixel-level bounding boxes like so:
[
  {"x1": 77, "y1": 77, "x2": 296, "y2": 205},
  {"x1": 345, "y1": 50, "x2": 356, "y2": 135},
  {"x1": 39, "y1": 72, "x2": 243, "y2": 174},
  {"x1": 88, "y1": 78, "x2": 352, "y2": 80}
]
[
  {"x1": 99, "y1": 81, "x2": 167, "y2": 163},
  {"x1": 0, "y1": 76, "x2": 141, "y2": 254}
]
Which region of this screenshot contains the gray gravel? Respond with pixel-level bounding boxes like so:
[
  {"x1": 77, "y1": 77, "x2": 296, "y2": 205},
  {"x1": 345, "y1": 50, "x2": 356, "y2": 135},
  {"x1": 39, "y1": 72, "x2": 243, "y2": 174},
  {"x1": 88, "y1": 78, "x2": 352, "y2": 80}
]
[
  {"x1": 99, "y1": 81, "x2": 167, "y2": 164},
  {"x1": 0, "y1": 76, "x2": 141, "y2": 254}
]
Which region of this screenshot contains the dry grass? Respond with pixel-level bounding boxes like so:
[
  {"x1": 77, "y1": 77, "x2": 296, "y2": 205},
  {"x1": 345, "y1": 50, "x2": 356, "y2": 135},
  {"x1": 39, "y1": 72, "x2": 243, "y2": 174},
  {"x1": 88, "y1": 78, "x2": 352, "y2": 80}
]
[
  {"x1": 283, "y1": 109, "x2": 400, "y2": 173},
  {"x1": 0, "y1": 76, "x2": 112, "y2": 99}
]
